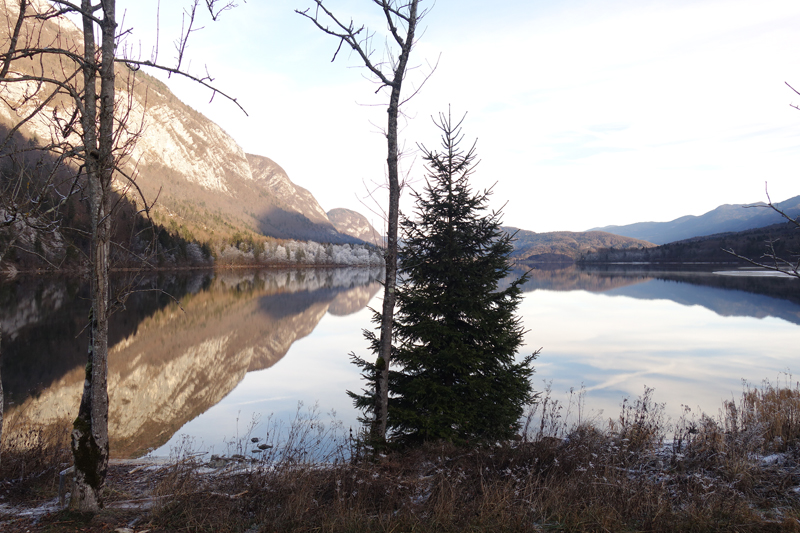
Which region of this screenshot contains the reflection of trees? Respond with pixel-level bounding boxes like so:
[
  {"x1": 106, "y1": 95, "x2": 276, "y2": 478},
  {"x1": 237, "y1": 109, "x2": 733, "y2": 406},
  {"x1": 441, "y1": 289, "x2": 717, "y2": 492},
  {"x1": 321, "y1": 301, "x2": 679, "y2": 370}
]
[
  {"x1": 606, "y1": 279, "x2": 800, "y2": 325},
  {"x1": 506, "y1": 265, "x2": 651, "y2": 293},
  {"x1": 1, "y1": 268, "x2": 380, "y2": 458}
]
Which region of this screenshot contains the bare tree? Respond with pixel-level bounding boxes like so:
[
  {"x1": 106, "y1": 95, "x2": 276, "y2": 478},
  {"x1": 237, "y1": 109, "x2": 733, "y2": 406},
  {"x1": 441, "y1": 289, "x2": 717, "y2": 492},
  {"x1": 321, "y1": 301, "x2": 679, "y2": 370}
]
[
  {"x1": 0, "y1": 0, "x2": 241, "y2": 510},
  {"x1": 723, "y1": 188, "x2": 800, "y2": 279},
  {"x1": 297, "y1": 0, "x2": 429, "y2": 443}
]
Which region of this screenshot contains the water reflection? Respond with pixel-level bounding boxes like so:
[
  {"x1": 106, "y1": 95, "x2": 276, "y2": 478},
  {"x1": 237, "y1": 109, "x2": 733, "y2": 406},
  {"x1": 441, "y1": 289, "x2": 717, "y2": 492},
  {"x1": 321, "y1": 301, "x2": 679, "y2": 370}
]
[
  {"x1": 1, "y1": 268, "x2": 381, "y2": 458},
  {"x1": 2, "y1": 263, "x2": 798, "y2": 458},
  {"x1": 512, "y1": 264, "x2": 800, "y2": 324},
  {"x1": 514, "y1": 264, "x2": 800, "y2": 427}
]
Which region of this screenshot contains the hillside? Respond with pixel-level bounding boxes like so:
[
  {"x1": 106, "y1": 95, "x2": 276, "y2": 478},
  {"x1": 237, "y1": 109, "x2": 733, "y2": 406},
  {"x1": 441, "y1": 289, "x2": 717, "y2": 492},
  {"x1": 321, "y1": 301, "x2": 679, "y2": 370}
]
[
  {"x1": 504, "y1": 227, "x2": 655, "y2": 262},
  {"x1": 590, "y1": 195, "x2": 800, "y2": 245},
  {"x1": 580, "y1": 221, "x2": 800, "y2": 264}
]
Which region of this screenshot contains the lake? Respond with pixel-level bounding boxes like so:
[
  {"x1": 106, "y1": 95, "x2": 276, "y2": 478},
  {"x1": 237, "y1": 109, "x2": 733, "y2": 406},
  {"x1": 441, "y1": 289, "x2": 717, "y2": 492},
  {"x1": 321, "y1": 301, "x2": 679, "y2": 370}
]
[{"x1": 1, "y1": 264, "x2": 798, "y2": 458}]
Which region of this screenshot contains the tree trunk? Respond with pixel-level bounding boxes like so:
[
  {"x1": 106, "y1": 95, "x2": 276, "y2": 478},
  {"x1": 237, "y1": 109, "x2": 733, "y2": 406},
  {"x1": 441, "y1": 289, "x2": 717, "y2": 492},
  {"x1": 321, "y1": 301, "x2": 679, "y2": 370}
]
[
  {"x1": 70, "y1": 0, "x2": 114, "y2": 511},
  {"x1": 0, "y1": 0, "x2": 233, "y2": 509},
  {"x1": 70, "y1": 310, "x2": 107, "y2": 510},
  {"x1": 375, "y1": 0, "x2": 418, "y2": 441},
  {"x1": 1, "y1": 329, "x2": 3, "y2": 470}
]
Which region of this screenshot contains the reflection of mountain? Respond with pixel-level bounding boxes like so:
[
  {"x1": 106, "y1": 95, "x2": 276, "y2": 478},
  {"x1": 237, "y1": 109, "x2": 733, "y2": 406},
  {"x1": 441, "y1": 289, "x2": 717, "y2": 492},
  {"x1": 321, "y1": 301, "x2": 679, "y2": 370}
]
[
  {"x1": 511, "y1": 264, "x2": 800, "y2": 325},
  {"x1": 0, "y1": 274, "x2": 205, "y2": 406},
  {"x1": 2, "y1": 268, "x2": 381, "y2": 458},
  {"x1": 508, "y1": 265, "x2": 650, "y2": 293},
  {"x1": 583, "y1": 266, "x2": 800, "y2": 308},
  {"x1": 328, "y1": 284, "x2": 382, "y2": 316}
]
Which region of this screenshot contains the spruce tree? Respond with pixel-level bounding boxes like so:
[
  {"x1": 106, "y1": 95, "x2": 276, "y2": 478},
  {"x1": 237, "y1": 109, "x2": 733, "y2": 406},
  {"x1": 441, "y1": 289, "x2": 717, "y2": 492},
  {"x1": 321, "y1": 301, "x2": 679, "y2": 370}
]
[{"x1": 350, "y1": 111, "x2": 538, "y2": 446}]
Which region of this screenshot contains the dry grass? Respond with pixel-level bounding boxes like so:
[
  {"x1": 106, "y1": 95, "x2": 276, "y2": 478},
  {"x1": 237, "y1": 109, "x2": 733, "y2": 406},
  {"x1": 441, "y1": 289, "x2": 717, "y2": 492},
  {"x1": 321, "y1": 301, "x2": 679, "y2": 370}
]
[
  {"x1": 0, "y1": 409, "x2": 71, "y2": 505},
  {"x1": 3, "y1": 381, "x2": 800, "y2": 532},
  {"x1": 147, "y1": 382, "x2": 800, "y2": 532}
]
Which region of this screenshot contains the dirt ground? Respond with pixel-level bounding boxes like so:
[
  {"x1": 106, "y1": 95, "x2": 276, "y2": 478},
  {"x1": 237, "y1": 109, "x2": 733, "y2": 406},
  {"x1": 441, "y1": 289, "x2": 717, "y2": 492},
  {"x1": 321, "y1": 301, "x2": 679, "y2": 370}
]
[{"x1": 1, "y1": 460, "x2": 172, "y2": 533}]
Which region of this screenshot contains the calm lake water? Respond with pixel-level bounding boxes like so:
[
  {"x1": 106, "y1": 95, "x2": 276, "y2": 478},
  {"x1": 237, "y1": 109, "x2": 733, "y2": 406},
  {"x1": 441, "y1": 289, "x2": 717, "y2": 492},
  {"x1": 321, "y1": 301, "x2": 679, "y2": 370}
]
[{"x1": 1, "y1": 264, "x2": 798, "y2": 458}]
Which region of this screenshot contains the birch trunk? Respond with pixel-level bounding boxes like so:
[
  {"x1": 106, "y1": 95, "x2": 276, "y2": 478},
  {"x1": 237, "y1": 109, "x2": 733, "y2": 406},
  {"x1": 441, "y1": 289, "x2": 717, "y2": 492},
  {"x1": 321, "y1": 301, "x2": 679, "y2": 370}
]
[
  {"x1": 1, "y1": 329, "x2": 3, "y2": 470},
  {"x1": 70, "y1": 0, "x2": 115, "y2": 511}
]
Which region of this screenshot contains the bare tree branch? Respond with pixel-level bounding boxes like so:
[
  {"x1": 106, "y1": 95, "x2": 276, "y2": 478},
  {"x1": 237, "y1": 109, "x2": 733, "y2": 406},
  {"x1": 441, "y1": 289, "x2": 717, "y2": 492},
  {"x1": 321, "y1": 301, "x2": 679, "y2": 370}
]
[
  {"x1": 297, "y1": 2, "x2": 393, "y2": 88},
  {"x1": 721, "y1": 245, "x2": 799, "y2": 278},
  {"x1": 723, "y1": 184, "x2": 800, "y2": 278},
  {"x1": 120, "y1": 58, "x2": 247, "y2": 115}
]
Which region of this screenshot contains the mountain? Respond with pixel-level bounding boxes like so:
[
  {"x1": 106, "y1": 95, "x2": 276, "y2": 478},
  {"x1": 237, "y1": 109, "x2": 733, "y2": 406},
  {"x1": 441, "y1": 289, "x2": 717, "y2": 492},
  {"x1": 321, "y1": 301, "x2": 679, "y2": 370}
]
[
  {"x1": 111, "y1": 74, "x2": 363, "y2": 245},
  {"x1": 245, "y1": 154, "x2": 346, "y2": 242},
  {"x1": 504, "y1": 227, "x2": 655, "y2": 262},
  {"x1": 580, "y1": 221, "x2": 800, "y2": 264},
  {"x1": 0, "y1": 1, "x2": 377, "y2": 259},
  {"x1": 327, "y1": 208, "x2": 384, "y2": 246},
  {"x1": 590, "y1": 196, "x2": 800, "y2": 245}
]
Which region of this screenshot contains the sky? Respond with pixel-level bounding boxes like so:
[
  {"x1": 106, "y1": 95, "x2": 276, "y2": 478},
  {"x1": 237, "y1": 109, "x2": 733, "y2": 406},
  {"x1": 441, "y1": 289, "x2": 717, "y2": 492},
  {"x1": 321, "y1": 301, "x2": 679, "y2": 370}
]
[{"x1": 116, "y1": 0, "x2": 800, "y2": 233}]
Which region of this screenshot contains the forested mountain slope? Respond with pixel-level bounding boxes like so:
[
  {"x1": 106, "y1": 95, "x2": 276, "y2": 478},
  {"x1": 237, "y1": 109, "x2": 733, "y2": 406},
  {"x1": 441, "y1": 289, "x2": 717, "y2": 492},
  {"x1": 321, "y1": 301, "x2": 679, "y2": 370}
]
[{"x1": 0, "y1": 0, "x2": 374, "y2": 268}]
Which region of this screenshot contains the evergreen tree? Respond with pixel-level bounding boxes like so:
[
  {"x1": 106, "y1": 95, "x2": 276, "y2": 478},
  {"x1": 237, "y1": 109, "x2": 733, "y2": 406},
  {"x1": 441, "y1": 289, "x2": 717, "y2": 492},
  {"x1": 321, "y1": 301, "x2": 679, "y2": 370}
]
[{"x1": 350, "y1": 111, "x2": 538, "y2": 446}]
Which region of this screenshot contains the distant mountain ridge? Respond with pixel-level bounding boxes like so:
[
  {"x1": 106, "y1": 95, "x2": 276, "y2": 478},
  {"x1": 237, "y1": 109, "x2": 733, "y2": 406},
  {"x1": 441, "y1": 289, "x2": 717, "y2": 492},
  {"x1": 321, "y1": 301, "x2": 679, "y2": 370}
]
[
  {"x1": 503, "y1": 226, "x2": 655, "y2": 262},
  {"x1": 580, "y1": 221, "x2": 800, "y2": 265},
  {"x1": 590, "y1": 195, "x2": 800, "y2": 245}
]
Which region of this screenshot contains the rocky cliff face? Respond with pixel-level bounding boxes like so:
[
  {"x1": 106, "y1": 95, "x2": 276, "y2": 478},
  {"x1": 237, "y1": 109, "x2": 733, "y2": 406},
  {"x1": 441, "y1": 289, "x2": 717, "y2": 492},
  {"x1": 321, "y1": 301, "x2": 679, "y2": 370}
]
[
  {"x1": 120, "y1": 76, "x2": 364, "y2": 244},
  {"x1": 327, "y1": 208, "x2": 384, "y2": 247},
  {"x1": 245, "y1": 154, "x2": 346, "y2": 242}
]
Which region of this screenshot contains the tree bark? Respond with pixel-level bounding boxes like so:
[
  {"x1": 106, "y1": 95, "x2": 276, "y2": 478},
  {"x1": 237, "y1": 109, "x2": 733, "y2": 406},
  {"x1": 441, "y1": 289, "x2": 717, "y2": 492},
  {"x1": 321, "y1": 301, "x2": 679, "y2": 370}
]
[
  {"x1": 0, "y1": 329, "x2": 3, "y2": 470},
  {"x1": 70, "y1": 0, "x2": 114, "y2": 511}
]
